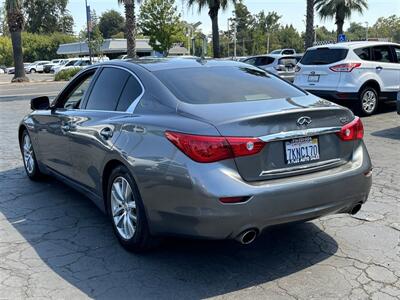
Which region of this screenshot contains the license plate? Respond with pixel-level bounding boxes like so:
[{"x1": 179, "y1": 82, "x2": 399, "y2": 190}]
[
  {"x1": 308, "y1": 74, "x2": 320, "y2": 82},
  {"x1": 285, "y1": 137, "x2": 320, "y2": 165}
]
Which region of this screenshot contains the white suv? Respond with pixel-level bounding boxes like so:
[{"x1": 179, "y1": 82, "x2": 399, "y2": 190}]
[{"x1": 294, "y1": 42, "x2": 400, "y2": 115}]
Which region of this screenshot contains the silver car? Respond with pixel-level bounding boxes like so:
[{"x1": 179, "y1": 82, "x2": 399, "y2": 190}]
[{"x1": 19, "y1": 58, "x2": 372, "y2": 252}]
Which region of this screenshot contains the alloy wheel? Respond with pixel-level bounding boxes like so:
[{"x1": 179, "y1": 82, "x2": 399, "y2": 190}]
[
  {"x1": 362, "y1": 90, "x2": 377, "y2": 114},
  {"x1": 23, "y1": 134, "x2": 35, "y2": 174},
  {"x1": 111, "y1": 176, "x2": 137, "y2": 240}
]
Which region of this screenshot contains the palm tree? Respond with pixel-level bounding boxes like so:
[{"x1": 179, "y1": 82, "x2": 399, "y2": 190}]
[
  {"x1": 314, "y1": 0, "x2": 368, "y2": 41},
  {"x1": 188, "y1": 0, "x2": 235, "y2": 58},
  {"x1": 5, "y1": 0, "x2": 28, "y2": 82},
  {"x1": 118, "y1": 0, "x2": 138, "y2": 58},
  {"x1": 305, "y1": 0, "x2": 315, "y2": 49}
]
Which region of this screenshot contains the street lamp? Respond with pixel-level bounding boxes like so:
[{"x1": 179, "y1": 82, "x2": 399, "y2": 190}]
[
  {"x1": 314, "y1": 25, "x2": 319, "y2": 44},
  {"x1": 365, "y1": 22, "x2": 369, "y2": 41},
  {"x1": 228, "y1": 18, "x2": 237, "y2": 59},
  {"x1": 186, "y1": 21, "x2": 201, "y2": 56}
]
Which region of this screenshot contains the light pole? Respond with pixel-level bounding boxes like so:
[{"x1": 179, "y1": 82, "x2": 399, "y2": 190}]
[
  {"x1": 85, "y1": 0, "x2": 92, "y2": 62},
  {"x1": 232, "y1": 19, "x2": 237, "y2": 58},
  {"x1": 365, "y1": 22, "x2": 369, "y2": 41},
  {"x1": 227, "y1": 18, "x2": 230, "y2": 57},
  {"x1": 314, "y1": 25, "x2": 318, "y2": 44}
]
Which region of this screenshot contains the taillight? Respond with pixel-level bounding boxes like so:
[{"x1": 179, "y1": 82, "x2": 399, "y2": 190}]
[
  {"x1": 329, "y1": 63, "x2": 361, "y2": 72},
  {"x1": 337, "y1": 117, "x2": 364, "y2": 141},
  {"x1": 165, "y1": 131, "x2": 265, "y2": 163}
]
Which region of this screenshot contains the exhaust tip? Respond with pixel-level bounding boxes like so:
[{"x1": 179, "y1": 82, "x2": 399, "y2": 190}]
[
  {"x1": 236, "y1": 229, "x2": 258, "y2": 245},
  {"x1": 350, "y1": 203, "x2": 362, "y2": 215}
]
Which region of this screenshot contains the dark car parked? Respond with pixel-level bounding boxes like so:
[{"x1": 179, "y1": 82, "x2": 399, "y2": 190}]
[{"x1": 19, "y1": 58, "x2": 372, "y2": 252}]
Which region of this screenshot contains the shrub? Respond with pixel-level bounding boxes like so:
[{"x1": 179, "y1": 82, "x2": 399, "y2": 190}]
[{"x1": 54, "y1": 67, "x2": 81, "y2": 81}]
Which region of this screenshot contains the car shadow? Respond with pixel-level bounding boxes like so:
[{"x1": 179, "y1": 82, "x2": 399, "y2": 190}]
[
  {"x1": 371, "y1": 126, "x2": 400, "y2": 140},
  {"x1": 0, "y1": 167, "x2": 339, "y2": 299}
]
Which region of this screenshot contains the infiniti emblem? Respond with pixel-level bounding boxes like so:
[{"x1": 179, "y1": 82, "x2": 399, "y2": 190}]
[{"x1": 297, "y1": 116, "x2": 312, "y2": 127}]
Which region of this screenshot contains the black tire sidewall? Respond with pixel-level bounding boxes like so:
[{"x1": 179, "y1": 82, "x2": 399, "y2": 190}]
[
  {"x1": 359, "y1": 87, "x2": 378, "y2": 116},
  {"x1": 107, "y1": 165, "x2": 151, "y2": 251}
]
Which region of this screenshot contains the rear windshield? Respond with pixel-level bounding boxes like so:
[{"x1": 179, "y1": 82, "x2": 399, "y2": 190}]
[
  {"x1": 300, "y1": 48, "x2": 348, "y2": 65},
  {"x1": 154, "y1": 66, "x2": 305, "y2": 104}
]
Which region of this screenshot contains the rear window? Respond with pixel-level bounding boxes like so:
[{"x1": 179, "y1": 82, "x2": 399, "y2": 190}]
[
  {"x1": 300, "y1": 48, "x2": 348, "y2": 65},
  {"x1": 154, "y1": 66, "x2": 305, "y2": 105},
  {"x1": 278, "y1": 57, "x2": 297, "y2": 67}
]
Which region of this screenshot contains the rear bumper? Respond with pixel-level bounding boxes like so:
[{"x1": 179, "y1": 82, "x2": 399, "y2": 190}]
[
  {"x1": 306, "y1": 90, "x2": 359, "y2": 101},
  {"x1": 142, "y1": 142, "x2": 372, "y2": 240}
]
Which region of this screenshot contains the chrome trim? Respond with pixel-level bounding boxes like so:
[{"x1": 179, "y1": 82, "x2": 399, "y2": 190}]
[
  {"x1": 259, "y1": 126, "x2": 341, "y2": 143},
  {"x1": 259, "y1": 158, "x2": 342, "y2": 177}
]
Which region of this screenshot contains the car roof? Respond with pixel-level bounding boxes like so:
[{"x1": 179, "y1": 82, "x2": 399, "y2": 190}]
[
  {"x1": 309, "y1": 41, "x2": 400, "y2": 50},
  {"x1": 106, "y1": 57, "x2": 252, "y2": 72}
]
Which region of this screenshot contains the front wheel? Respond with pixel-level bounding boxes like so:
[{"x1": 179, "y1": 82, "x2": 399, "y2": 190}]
[
  {"x1": 20, "y1": 130, "x2": 44, "y2": 180},
  {"x1": 357, "y1": 86, "x2": 379, "y2": 116},
  {"x1": 107, "y1": 165, "x2": 155, "y2": 252}
]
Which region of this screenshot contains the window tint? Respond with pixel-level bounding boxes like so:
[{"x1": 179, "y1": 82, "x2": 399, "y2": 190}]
[
  {"x1": 244, "y1": 57, "x2": 257, "y2": 65},
  {"x1": 354, "y1": 47, "x2": 371, "y2": 60},
  {"x1": 300, "y1": 48, "x2": 348, "y2": 65},
  {"x1": 154, "y1": 66, "x2": 305, "y2": 105},
  {"x1": 372, "y1": 46, "x2": 394, "y2": 63},
  {"x1": 257, "y1": 57, "x2": 275, "y2": 66},
  {"x1": 63, "y1": 72, "x2": 94, "y2": 109},
  {"x1": 86, "y1": 68, "x2": 129, "y2": 111},
  {"x1": 282, "y1": 49, "x2": 295, "y2": 55},
  {"x1": 116, "y1": 76, "x2": 143, "y2": 111},
  {"x1": 392, "y1": 47, "x2": 400, "y2": 63}
]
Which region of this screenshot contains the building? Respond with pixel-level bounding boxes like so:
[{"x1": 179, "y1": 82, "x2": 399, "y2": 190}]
[{"x1": 57, "y1": 38, "x2": 189, "y2": 59}]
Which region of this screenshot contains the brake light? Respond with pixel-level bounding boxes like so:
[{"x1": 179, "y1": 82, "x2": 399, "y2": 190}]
[
  {"x1": 165, "y1": 131, "x2": 265, "y2": 163},
  {"x1": 329, "y1": 63, "x2": 361, "y2": 72},
  {"x1": 337, "y1": 117, "x2": 364, "y2": 141}
]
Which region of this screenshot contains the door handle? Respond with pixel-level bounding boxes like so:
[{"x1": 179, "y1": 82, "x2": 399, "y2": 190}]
[
  {"x1": 376, "y1": 66, "x2": 383, "y2": 70},
  {"x1": 100, "y1": 127, "x2": 113, "y2": 139}
]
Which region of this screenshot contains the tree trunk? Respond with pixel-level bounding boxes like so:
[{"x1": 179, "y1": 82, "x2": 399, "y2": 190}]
[
  {"x1": 304, "y1": 0, "x2": 314, "y2": 49},
  {"x1": 209, "y1": 7, "x2": 220, "y2": 58},
  {"x1": 124, "y1": 2, "x2": 136, "y2": 58},
  {"x1": 10, "y1": 30, "x2": 28, "y2": 82},
  {"x1": 336, "y1": 19, "x2": 344, "y2": 41}
]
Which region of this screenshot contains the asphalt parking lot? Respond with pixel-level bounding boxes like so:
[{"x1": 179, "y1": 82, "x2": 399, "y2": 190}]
[{"x1": 0, "y1": 80, "x2": 399, "y2": 299}]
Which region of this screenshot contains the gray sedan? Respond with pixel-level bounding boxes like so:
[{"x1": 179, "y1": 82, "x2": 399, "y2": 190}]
[{"x1": 19, "y1": 58, "x2": 372, "y2": 252}]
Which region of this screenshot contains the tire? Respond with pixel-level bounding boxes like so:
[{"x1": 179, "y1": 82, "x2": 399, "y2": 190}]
[
  {"x1": 107, "y1": 165, "x2": 155, "y2": 252},
  {"x1": 356, "y1": 86, "x2": 379, "y2": 116},
  {"x1": 20, "y1": 130, "x2": 44, "y2": 180},
  {"x1": 30, "y1": 69, "x2": 36, "y2": 73}
]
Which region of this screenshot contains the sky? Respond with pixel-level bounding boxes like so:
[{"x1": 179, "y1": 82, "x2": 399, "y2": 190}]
[{"x1": 67, "y1": 0, "x2": 400, "y2": 35}]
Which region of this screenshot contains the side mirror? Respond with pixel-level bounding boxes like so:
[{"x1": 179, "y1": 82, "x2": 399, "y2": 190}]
[{"x1": 31, "y1": 96, "x2": 50, "y2": 110}]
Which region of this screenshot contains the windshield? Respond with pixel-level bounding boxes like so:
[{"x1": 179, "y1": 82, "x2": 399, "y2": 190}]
[{"x1": 154, "y1": 66, "x2": 305, "y2": 105}]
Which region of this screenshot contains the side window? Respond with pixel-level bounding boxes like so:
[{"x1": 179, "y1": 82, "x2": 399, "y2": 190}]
[
  {"x1": 372, "y1": 46, "x2": 394, "y2": 63},
  {"x1": 85, "y1": 67, "x2": 129, "y2": 111},
  {"x1": 354, "y1": 47, "x2": 371, "y2": 60},
  {"x1": 63, "y1": 72, "x2": 95, "y2": 109},
  {"x1": 244, "y1": 58, "x2": 257, "y2": 66},
  {"x1": 393, "y1": 47, "x2": 400, "y2": 63},
  {"x1": 258, "y1": 57, "x2": 274, "y2": 66},
  {"x1": 116, "y1": 76, "x2": 143, "y2": 111}
]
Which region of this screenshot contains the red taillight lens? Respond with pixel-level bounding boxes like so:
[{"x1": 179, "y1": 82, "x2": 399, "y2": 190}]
[
  {"x1": 219, "y1": 196, "x2": 250, "y2": 204},
  {"x1": 337, "y1": 117, "x2": 364, "y2": 141},
  {"x1": 329, "y1": 63, "x2": 361, "y2": 72},
  {"x1": 165, "y1": 131, "x2": 265, "y2": 163}
]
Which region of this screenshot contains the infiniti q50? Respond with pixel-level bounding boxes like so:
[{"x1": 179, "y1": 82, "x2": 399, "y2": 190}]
[{"x1": 19, "y1": 58, "x2": 372, "y2": 251}]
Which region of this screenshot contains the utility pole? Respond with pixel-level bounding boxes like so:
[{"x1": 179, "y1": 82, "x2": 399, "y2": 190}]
[
  {"x1": 365, "y1": 22, "x2": 369, "y2": 41},
  {"x1": 233, "y1": 19, "x2": 237, "y2": 59},
  {"x1": 227, "y1": 18, "x2": 230, "y2": 57},
  {"x1": 85, "y1": 0, "x2": 92, "y2": 63},
  {"x1": 267, "y1": 33, "x2": 270, "y2": 54}
]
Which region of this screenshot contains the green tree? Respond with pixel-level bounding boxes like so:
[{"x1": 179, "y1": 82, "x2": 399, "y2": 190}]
[
  {"x1": 315, "y1": 0, "x2": 368, "y2": 40},
  {"x1": 99, "y1": 10, "x2": 125, "y2": 39},
  {"x1": 231, "y1": 1, "x2": 254, "y2": 56},
  {"x1": 118, "y1": 0, "x2": 139, "y2": 58},
  {"x1": 346, "y1": 22, "x2": 366, "y2": 40},
  {"x1": 315, "y1": 25, "x2": 336, "y2": 42},
  {"x1": 80, "y1": 10, "x2": 104, "y2": 56},
  {"x1": 23, "y1": 0, "x2": 74, "y2": 35},
  {"x1": 188, "y1": 0, "x2": 236, "y2": 58},
  {"x1": 139, "y1": 0, "x2": 182, "y2": 56},
  {"x1": 5, "y1": 0, "x2": 28, "y2": 82},
  {"x1": 370, "y1": 15, "x2": 400, "y2": 43},
  {"x1": 305, "y1": 0, "x2": 315, "y2": 49}
]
